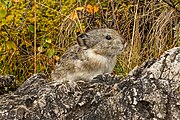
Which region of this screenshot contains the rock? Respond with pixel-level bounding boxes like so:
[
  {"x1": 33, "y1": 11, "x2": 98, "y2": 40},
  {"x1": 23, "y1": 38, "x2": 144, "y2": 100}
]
[
  {"x1": 0, "y1": 47, "x2": 179, "y2": 120},
  {"x1": 0, "y1": 75, "x2": 16, "y2": 95}
]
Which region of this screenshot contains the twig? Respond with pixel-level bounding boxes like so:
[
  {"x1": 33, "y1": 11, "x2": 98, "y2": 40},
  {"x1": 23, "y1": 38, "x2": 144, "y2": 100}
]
[
  {"x1": 128, "y1": 0, "x2": 139, "y2": 69},
  {"x1": 34, "y1": 0, "x2": 37, "y2": 74},
  {"x1": 110, "y1": 0, "x2": 117, "y2": 29}
]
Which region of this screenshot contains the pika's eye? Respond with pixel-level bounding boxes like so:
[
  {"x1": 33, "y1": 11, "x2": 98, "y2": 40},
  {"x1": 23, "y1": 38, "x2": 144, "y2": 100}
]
[{"x1": 105, "y1": 35, "x2": 112, "y2": 40}]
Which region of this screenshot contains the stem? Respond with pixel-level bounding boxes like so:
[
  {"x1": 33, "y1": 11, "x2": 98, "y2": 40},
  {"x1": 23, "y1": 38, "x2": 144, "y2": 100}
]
[
  {"x1": 34, "y1": 0, "x2": 37, "y2": 74},
  {"x1": 128, "y1": 0, "x2": 139, "y2": 69}
]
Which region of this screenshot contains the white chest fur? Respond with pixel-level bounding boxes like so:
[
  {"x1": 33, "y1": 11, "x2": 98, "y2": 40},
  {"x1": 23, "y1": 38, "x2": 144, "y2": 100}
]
[{"x1": 85, "y1": 49, "x2": 116, "y2": 73}]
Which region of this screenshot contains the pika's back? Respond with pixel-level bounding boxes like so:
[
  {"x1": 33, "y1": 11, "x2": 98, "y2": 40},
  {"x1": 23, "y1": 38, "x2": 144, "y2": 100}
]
[{"x1": 51, "y1": 28, "x2": 126, "y2": 83}]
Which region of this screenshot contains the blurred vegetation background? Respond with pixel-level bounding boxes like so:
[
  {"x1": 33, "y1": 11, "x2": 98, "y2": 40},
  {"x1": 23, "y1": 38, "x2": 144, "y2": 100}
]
[{"x1": 0, "y1": 0, "x2": 179, "y2": 87}]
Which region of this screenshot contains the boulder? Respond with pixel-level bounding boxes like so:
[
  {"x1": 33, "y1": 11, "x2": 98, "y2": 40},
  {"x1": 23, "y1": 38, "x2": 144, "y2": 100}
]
[{"x1": 0, "y1": 47, "x2": 179, "y2": 120}]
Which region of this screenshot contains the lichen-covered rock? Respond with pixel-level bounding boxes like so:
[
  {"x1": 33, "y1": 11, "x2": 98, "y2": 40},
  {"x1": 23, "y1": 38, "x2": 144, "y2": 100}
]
[
  {"x1": 0, "y1": 75, "x2": 16, "y2": 95},
  {"x1": 0, "y1": 47, "x2": 179, "y2": 120}
]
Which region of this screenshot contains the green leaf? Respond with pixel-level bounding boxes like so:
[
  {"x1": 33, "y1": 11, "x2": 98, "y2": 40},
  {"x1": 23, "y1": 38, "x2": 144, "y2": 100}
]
[
  {"x1": 0, "y1": 9, "x2": 7, "y2": 19},
  {"x1": 0, "y1": 18, "x2": 6, "y2": 24},
  {"x1": 0, "y1": 0, "x2": 6, "y2": 6},
  {"x1": 28, "y1": 25, "x2": 34, "y2": 33},
  {"x1": 1, "y1": 0, "x2": 12, "y2": 8},
  {"x1": 47, "y1": 48, "x2": 54, "y2": 58},
  {"x1": 7, "y1": 1, "x2": 12, "y2": 8}
]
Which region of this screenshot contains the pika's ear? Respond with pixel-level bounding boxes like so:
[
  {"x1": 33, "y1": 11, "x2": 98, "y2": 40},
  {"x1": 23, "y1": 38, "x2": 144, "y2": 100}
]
[{"x1": 77, "y1": 33, "x2": 90, "y2": 49}]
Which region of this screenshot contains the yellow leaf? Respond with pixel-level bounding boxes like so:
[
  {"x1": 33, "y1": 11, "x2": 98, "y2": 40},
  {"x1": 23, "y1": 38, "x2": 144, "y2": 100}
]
[
  {"x1": 46, "y1": 39, "x2": 52, "y2": 44},
  {"x1": 69, "y1": 11, "x2": 78, "y2": 20},
  {"x1": 93, "y1": 4, "x2": 99, "y2": 13},
  {"x1": 76, "y1": 7, "x2": 84, "y2": 11},
  {"x1": 6, "y1": 41, "x2": 17, "y2": 50},
  {"x1": 86, "y1": 4, "x2": 93, "y2": 14},
  {"x1": 6, "y1": 15, "x2": 14, "y2": 22}
]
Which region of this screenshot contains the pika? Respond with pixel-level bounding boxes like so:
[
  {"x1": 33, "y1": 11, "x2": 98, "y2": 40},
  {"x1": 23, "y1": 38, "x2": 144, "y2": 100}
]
[{"x1": 51, "y1": 28, "x2": 126, "y2": 84}]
